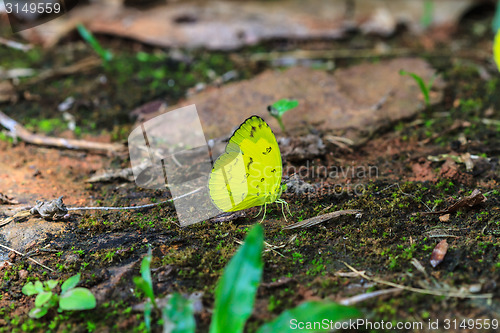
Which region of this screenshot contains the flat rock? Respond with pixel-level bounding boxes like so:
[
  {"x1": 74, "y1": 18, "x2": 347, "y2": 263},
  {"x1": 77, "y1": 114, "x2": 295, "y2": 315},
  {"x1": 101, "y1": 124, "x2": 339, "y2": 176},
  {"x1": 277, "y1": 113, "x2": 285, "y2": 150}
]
[
  {"x1": 0, "y1": 218, "x2": 66, "y2": 261},
  {"x1": 151, "y1": 58, "x2": 443, "y2": 145}
]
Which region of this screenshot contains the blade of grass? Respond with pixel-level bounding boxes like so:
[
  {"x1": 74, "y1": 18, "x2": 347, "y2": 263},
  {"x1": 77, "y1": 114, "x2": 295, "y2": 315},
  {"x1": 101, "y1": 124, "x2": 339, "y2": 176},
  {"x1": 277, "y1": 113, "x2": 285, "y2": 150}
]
[
  {"x1": 77, "y1": 24, "x2": 112, "y2": 62},
  {"x1": 134, "y1": 248, "x2": 157, "y2": 308},
  {"x1": 209, "y1": 225, "x2": 264, "y2": 333},
  {"x1": 399, "y1": 70, "x2": 430, "y2": 106}
]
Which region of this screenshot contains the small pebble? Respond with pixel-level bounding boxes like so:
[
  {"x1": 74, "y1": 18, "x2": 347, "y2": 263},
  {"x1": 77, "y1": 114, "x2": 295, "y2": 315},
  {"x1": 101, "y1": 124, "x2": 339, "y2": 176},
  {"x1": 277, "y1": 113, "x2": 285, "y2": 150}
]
[{"x1": 18, "y1": 269, "x2": 28, "y2": 280}]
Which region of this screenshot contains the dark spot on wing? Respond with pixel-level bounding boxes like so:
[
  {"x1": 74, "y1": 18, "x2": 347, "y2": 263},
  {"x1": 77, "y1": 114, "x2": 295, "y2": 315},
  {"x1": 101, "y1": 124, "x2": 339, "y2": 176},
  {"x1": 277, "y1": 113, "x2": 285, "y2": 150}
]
[
  {"x1": 250, "y1": 126, "x2": 256, "y2": 138},
  {"x1": 261, "y1": 178, "x2": 265, "y2": 182},
  {"x1": 263, "y1": 147, "x2": 272, "y2": 155},
  {"x1": 247, "y1": 157, "x2": 254, "y2": 170},
  {"x1": 271, "y1": 169, "x2": 276, "y2": 173}
]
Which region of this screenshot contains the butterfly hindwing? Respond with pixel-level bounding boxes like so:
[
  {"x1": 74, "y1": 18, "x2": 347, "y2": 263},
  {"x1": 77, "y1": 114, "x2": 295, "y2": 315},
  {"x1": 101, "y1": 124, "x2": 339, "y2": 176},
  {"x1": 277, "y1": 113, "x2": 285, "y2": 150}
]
[{"x1": 209, "y1": 116, "x2": 282, "y2": 212}]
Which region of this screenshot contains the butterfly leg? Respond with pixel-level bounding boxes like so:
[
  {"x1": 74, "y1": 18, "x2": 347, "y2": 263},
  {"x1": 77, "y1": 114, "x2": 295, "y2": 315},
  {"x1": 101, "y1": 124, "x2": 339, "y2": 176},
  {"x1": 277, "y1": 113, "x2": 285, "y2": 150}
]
[
  {"x1": 275, "y1": 199, "x2": 291, "y2": 221},
  {"x1": 254, "y1": 205, "x2": 263, "y2": 218},
  {"x1": 259, "y1": 203, "x2": 267, "y2": 223},
  {"x1": 280, "y1": 201, "x2": 288, "y2": 222},
  {"x1": 284, "y1": 201, "x2": 292, "y2": 217}
]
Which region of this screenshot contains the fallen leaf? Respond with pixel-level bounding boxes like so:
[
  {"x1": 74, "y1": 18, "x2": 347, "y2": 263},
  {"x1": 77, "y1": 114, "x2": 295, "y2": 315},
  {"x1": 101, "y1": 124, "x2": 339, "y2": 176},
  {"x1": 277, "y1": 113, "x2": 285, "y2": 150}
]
[
  {"x1": 22, "y1": 0, "x2": 477, "y2": 50},
  {"x1": 439, "y1": 214, "x2": 450, "y2": 222},
  {"x1": 420, "y1": 189, "x2": 486, "y2": 216},
  {"x1": 430, "y1": 239, "x2": 448, "y2": 268}
]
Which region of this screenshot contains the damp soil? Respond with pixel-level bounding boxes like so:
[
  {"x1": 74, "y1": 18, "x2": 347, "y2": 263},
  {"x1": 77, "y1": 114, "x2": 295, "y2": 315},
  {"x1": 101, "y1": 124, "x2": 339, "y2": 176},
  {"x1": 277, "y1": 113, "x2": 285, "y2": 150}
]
[{"x1": 1, "y1": 7, "x2": 500, "y2": 333}]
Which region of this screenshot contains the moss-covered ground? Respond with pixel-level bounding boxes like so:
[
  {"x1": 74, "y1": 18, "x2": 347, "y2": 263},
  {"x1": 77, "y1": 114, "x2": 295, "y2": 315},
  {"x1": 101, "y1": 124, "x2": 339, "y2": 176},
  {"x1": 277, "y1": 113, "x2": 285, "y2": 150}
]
[{"x1": 1, "y1": 8, "x2": 500, "y2": 333}]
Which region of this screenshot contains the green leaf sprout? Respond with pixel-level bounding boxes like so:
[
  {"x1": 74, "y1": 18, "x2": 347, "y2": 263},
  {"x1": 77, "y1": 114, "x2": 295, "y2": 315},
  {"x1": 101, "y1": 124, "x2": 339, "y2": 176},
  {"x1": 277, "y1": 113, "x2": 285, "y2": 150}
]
[
  {"x1": 77, "y1": 24, "x2": 113, "y2": 63},
  {"x1": 399, "y1": 70, "x2": 436, "y2": 107},
  {"x1": 22, "y1": 273, "x2": 96, "y2": 319},
  {"x1": 267, "y1": 99, "x2": 299, "y2": 133}
]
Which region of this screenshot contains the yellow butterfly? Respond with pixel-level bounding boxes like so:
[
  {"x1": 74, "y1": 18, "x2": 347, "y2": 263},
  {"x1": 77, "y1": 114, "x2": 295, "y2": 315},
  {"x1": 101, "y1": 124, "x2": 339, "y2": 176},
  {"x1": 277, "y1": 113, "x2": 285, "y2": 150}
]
[{"x1": 208, "y1": 116, "x2": 289, "y2": 220}]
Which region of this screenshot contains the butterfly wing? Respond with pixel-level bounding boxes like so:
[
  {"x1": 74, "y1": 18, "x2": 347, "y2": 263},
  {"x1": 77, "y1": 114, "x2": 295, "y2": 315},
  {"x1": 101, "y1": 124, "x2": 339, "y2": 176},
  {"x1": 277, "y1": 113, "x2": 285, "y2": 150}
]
[{"x1": 209, "y1": 116, "x2": 282, "y2": 212}]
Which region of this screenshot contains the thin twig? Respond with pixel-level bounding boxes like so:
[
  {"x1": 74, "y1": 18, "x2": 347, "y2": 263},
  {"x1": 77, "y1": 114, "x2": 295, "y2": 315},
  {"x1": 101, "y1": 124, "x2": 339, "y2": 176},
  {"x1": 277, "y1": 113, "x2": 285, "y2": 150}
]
[
  {"x1": 0, "y1": 110, "x2": 124, "y2": 155},
  {"x1": 283, "y1": 209, "x2": 361, "y2": 229},
  {"x1": 342, "y1": 262, "x2": 492, "y2": 299},
  {"x1": 22, "y1": 57, "x2": 101, "y2": 86},
  {"x1": 0, "y1": 37, "x2": 32, "y2": 51},
  {"x1": 0, "y1": 243, "x2": 54, "y2": 272},
  {"x1": 339, "y1": 288, "x2": 402, "y2": 306}
]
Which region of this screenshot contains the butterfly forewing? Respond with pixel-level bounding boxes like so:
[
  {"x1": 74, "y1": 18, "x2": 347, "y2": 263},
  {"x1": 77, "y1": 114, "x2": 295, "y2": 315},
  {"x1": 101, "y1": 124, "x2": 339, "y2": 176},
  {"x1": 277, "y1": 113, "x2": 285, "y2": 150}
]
[{"x1": 209, "y1": 116, "x2": 282, "y2": 212}]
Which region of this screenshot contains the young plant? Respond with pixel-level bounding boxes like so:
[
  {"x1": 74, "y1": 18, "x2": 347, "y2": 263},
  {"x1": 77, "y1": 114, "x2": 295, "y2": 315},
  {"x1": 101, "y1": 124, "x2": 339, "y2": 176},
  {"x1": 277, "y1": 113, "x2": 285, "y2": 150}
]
[
  {"x1": 135, "y1": 225, "x2": 361, "y2": 333},
  {"x1": 22, "y1": 273, "x2": 96, "y2": 319},
  {"x1": 133, "y1": 247, "x2": 157, "y2": 332},
  {"x1": 77, "y1": 24, "x2": 113, "y2": 63},
  {"x1": 134, "y1": 248, "x2": 196, "y2": 333},
  {"x1": 399, "y1": 70, "x2": 436, "y2": 107},
  {"x1": 421, "y1": 0, "x2": 433, "y2": 29},
  {"x1": 267, "y1": 99, "x2": 298, "y2": 133}
]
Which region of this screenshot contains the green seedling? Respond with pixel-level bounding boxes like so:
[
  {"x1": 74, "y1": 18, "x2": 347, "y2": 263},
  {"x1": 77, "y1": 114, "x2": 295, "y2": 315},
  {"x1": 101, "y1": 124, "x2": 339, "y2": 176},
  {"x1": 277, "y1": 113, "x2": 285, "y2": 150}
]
[
  {"x1": 421, "y1": 0, "x2": 433, "y2": 29},
  {"x1": 399, "y1": 70, "x2": 436, "y2": 107},
  {"x1": 134, "y1": 225, "x2": 361, "y2": 333},
  {"x1": 133, "y1": 247, "x2": 157, "y2": 332},
  {"x1": 77, "y1": 24, "x2": 113, "y2": 63},
  {"x1": 22, "y1": 273, "x2": 96, "y2": 319},
  {"x1": 267, "y1": 99, "x2": 298, "y2": 133}
]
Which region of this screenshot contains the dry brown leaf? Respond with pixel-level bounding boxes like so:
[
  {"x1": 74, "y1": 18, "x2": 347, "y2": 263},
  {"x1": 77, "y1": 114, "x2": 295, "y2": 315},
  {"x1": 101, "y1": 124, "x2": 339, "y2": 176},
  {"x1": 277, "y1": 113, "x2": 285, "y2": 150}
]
[
  {"x1": 420, "y1": 189, "x2": 486, "y2": 216},
  {"x1": 430, "y1": 239, "x2": 449, "y2": 268},
  {"x1": 439, "y1": 214, "x2": 450, "y2": 222},
  {"x1": 22, "y1": 0, "x2": 477, "y2": 50}
]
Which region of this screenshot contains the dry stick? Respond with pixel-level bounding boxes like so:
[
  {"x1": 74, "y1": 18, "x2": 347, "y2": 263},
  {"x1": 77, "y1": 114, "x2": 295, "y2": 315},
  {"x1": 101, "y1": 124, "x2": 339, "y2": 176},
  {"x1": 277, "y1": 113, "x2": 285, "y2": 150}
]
[
  {"x1": 22, "y1": 57, "x2": 102, "y2": 86},
  {"x1": 248, "y1": 48, "x2": 491, "y2": 63},
  {"x1": 342, "y1": 261, "x2": 493, "y2": 299},
  {"x1": 339, "y1": 288, "x2": 402, "y2": 306},
  {"x1": 0, "y1": 37, "x2": 32, "y2": 52},
  {"x1": 0, "y1": 110, "x2": 124, "y2": 155},
  {"x1": 0, "y1": 243, "x2": 54, "y2": 272}
]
